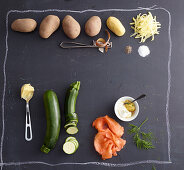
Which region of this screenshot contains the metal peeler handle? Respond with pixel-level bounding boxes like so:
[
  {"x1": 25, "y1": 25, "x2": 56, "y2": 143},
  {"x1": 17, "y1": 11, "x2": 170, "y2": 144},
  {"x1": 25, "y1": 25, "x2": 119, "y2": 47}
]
[
  {"x1": 60, "y1": 42, "x2": 95, "y2": 48},
  {"x1": 25, "y1": 103, "x2": 32, "y2": 141}
]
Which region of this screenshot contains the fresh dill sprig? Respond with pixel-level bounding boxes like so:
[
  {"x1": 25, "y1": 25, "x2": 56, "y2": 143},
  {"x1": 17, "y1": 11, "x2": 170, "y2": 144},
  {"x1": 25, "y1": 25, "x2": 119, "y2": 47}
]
[
  {"x1": 152, "y1": 165, "x2": 156, "y2": 170},
  {"x1": 128, "y1": 118, "x2": 148, "y2": 134},
  {"x1": 141, "y1": 131, "x2": 154, "y2": 141},
  {"x1": 128, "y1": 118, "x2": 155, "y2": 150},
  {"x1": 128, "y1": 124, "x2": 140, "y2": 134}
]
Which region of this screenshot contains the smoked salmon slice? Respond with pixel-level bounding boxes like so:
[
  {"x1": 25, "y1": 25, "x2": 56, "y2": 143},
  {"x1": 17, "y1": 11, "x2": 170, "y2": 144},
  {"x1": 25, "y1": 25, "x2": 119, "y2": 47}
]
[
  {"x1": 92, "y1": 117, "x2": 108, "y2": 132},
  {"x1": 93, "y1": 115, "x2": 124, "y2": 137},
  {"x1": 93, "y1": 115, "x2": 126, "y2": 160},
  {"x1": 94, "y1": 131, "x2": 114, "y2": 160}
]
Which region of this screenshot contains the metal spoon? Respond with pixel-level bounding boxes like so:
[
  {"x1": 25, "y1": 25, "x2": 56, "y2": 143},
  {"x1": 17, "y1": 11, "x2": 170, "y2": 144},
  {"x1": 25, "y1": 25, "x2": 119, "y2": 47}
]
[
  {"x1": 124, "y1": 94, "x2": 146, "y2": 105},
  {"x1": 21, "y1": 84, "x2": 34, "y2": 141}
]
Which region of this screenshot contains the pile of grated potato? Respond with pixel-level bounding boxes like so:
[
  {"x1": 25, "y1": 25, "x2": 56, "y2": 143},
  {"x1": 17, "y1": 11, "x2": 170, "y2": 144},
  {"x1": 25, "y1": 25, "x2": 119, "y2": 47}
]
[{"x1": 130, "y1": 12, "x2": 161, "y2": 43}]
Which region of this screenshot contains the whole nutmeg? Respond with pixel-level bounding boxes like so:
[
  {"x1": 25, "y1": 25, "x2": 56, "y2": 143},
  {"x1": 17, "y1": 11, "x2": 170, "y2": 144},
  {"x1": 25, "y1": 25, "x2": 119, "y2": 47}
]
[{"x1": 125, "y1": 45, "x2": 132, "y2": 54}]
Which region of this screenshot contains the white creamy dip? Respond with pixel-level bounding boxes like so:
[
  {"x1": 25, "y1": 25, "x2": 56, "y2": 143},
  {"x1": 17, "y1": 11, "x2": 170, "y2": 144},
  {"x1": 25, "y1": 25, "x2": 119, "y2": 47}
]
[{"x1": 116, "y1": 100, "x2": 132, "y2": 118}]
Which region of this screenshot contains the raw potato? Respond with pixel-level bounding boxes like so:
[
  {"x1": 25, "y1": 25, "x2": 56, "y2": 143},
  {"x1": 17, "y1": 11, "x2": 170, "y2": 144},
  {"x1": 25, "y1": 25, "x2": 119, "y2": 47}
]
[
  {"x1": 62, "y1": 15, "x2": 81, "y2": 39},
  {"x1": 39, "y1": 15, "x2": 60, "y2": 39},
  {"x1": 106, "y1": 16, "x2": 126, "y2": 36},
  {"x1": 85, "y1": 16, "x2": 101, "y2": 37},
  {"x1": 11, "y1": 18, "x2": 37, "y2": 32}
]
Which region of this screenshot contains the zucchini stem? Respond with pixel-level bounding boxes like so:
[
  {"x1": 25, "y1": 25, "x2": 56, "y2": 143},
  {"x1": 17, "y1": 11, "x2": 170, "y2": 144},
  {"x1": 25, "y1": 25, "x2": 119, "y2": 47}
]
[{"x1": 71, "y1": 81, "x2": 80, "y2": 91}]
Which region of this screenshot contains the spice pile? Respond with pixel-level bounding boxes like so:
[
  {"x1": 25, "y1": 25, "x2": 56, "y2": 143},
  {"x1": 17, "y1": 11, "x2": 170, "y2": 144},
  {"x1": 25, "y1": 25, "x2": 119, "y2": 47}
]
[{"x1": 138, "y1": 45, "x2": 150, "y2": 57}]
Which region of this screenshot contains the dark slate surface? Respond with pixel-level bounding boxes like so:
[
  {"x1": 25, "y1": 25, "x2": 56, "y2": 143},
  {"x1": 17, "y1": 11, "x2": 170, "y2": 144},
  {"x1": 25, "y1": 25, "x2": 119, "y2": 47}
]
[{"x1": 0, "y1": 0, "x2": 183, "y2": 170}]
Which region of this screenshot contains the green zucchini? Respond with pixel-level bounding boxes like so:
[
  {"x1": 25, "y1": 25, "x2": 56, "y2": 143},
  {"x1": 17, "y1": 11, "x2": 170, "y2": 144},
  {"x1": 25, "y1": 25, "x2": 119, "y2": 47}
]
[
  {"x1": 41, "y1": 90, "x2": 61, "y2": 154},
  {"x1": 64, "y1": 81, "x2": 80, "y2": 134}
]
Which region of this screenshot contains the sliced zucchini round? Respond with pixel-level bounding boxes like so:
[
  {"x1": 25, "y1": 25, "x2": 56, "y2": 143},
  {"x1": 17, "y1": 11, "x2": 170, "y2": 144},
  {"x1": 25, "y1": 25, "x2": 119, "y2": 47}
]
[
  {"x1": 64, "y1": 122, "x2": 77, "y2": 129},
  {"x1": 71, "y1": 140, "x2": 79, "y2": 149},
  {"x1": 65, "y1": 136, "x2": 76, "y2": 142},
  {"x1": 66, "y1": 126, "x2": 78, "y2": 135},
  {"x1": 63, "y1": 142, "x2": 76, "y2": 154}
]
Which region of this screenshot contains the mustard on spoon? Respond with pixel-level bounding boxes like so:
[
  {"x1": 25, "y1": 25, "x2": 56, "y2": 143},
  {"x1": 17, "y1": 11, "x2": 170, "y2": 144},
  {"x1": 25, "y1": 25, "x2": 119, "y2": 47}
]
[{"x1": 21, "y1": 84, "x2": 34, "y2": 141}]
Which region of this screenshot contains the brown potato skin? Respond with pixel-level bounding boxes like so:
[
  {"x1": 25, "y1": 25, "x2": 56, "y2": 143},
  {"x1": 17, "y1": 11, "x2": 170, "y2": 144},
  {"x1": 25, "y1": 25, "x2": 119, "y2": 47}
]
[
  {"x1": 85, "y1": 16, "x2": 101, "y2": 37},
  {"x1": 39, "y1": 15, "x2": 60, "y2": 39},
  {"x1": 62, "y1": 15, "x2": 81, "y2": 39},
  {"x1": 11, "y1": 18, "x2": 37, "y2": 32}
]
